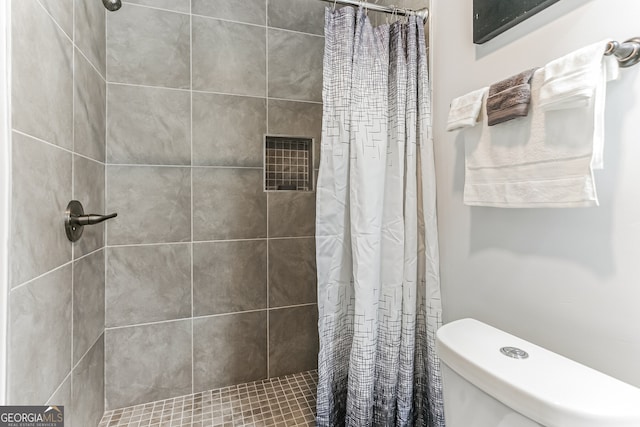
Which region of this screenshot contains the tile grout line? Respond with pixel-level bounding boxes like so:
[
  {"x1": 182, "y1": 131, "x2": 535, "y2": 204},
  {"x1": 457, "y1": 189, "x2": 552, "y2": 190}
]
[
  {"x1": 12, "y1": 129, "x2": 105, "y2": 166},
  {"x1": 106, "y1": 241, "x2": 194, "y2": 249},
  {"x1": 266, "y1": 22, "x2": 326, "y2": 39},
  {"x1": 107, "y1": 81, "x2": 322, "y2": 104},
  {"x1": 189, "y1": 0, "x2": 195, "y2": 397},
  {"x1": 191, "y1": 11, "x2": 267, "y2": 30},
  {"x1": 9, "y1": 256, "x2": 78, "y2": 294},
  {"x1": 71, "y1": 330, "x2": 104, "y2": 375},
  {"x1": 103, "y1": 303, "x2": 317, "y2": 332},
  {"x1": 75, "y1": 41, "x2": 107, "y2": 83},
  {"x1": 265, "y1": 235, "x2": 316, "y2": 241},
  {"x1": 265, "y1": 0, "x2": 270, "y2": 381},
  {"x1": 119, "y1": 1, "x2": 189, "y2": 16},
  {"x1": 103, "y1": 235, "x2": 315, "y2": 249},
  {"x1": 104, "y1": 3, "x2": 109, "y2": 415},
  {"x1": 45, "y1": 370, "x2": 72, "y2": 406},
  {"x1": 103, "y1": 316, "x2": 214, "y2": 332},
  {"x1": 266, "y1": 95, "x2": 322, "y2": 105},
  {"x1": 106, "y1": 163, "x2": 262, "y2": 169}
]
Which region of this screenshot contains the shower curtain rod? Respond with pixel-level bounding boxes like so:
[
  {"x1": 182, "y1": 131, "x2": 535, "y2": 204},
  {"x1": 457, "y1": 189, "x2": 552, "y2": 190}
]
[{"x1": 318, "y1": 0, "x2": 429, "y2": 21}]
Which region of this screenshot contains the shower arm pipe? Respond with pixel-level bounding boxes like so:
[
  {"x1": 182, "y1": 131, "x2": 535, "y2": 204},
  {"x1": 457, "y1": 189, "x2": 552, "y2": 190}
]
[{"x1": 318, "y1": 0, "x2": 429, "y2": 21}]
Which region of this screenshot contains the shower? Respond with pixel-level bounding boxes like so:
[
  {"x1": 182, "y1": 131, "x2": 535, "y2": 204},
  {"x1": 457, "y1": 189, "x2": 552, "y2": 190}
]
[{"x1": 102, "y1": 0, "x2": 122, "y2": 11}]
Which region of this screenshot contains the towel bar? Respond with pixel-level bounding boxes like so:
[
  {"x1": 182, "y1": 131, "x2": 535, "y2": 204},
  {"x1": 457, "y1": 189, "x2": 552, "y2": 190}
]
[{"x1": 605, "y1": 37, "x2": 640, "y2": 68}]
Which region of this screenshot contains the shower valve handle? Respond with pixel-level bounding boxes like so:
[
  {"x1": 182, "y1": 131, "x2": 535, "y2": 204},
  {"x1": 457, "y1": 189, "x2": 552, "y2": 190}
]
[
  {"x1": 64, "y1": 200, "x2": 118, "y2": 242},
  {"x1": 69, "y1": 212, "x2": 117, "y2": 226}
]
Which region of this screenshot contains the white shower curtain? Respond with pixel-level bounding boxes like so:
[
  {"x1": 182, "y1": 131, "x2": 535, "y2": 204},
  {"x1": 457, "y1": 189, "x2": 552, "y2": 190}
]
[{"x1": 315, "y1": 6, "x2": 444, "y2": 427}]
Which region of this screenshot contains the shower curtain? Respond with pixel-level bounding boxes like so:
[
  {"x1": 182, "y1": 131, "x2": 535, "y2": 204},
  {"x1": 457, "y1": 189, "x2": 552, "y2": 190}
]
[{"x1": 315, "y1": 6, "x2": 444, "y2": 427}]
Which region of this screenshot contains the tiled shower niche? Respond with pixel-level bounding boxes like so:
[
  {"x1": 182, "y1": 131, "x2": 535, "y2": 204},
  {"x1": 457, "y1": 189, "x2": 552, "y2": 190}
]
[{"x1": 264, "y1": 135, "x2": 314, "y2": 191}]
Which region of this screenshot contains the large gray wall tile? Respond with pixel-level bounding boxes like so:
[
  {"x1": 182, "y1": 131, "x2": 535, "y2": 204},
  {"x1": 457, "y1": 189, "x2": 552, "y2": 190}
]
[
  {"x1": 106, "y1": 166, "x2": 191, "y2": 245},
  {"x1": 75, "y1": 50, "x2": 106, "y2": 162},
  {"x1": 72, "y1": 335, "x2": 104, "y2": 427},
  {"x1": 192, "y1": 0, "x2": 265, "y2": 25},
  {"x1": 269, "y1": 305, "x2": 318, "y2": 377},
  {"x1": 8, "y1": 266, "x2": 72, "y2": 404},
  {"x1": 268, "y1": 29, "x2": 323, "y2": 102},
  {"x1": 124, "y1": 0, "x2": 190, "y2": 13},
  {"x1": 107, "y1": 4, "x2": 190, "y2": 88},
  {"x1": 268, "y1": 99, "x2": 322, "y2": 168},
  {"x1": 73, "y1": 156, "x2": 105, "y2": 259},
  {"x1": 192, "y1": 17, "x2": 266, "y2": 96},
  {"x1": 192, "y1": 93, "x2": 266, "y2": 167},
  {"x1": 269, "y1": 192, "x2": 316, "y2": 238},
  {"x1": 75, "y1": 0, "x2": 106, "y2": 76},
  {"x1": 12, "y1": 0, "x2": 73, "y2": 149},
  {"x1": 107, "y1": 84, "x2": 191, "y2": 165},
  {"x1": 193, "y1": 241, "x2": 267, "y2": 316},
  {"x1": 268, "y1": 0, "x2": 326, "y2": 35},
  {"x1": 73, "y1": 250, "x2": 105, "y2": 364},
  {"x1": 268, "y1": 238, "x2": 316, "y2": 307},
  {"x1": 193, "y1": 312, "x2": 267, "y2": 391},
  {"x1": 106, "y1": 244, "x2": 191, "y2": 327},
  {"x1": 193, "y1": 168, "x2": 266, "y2": 241},
  {"x1": 105, "y1": 320, "x2": 192, "y2": 409},
  {"x1": 40, "y1": 0, "x2": 73, "y2": 38},
  {"x1": 11, "y1": 132, "x2": 71, "y2": 287}
]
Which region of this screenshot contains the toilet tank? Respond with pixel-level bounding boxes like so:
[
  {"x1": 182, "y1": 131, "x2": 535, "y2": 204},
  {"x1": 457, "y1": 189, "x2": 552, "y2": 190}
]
[{"x1": 436, "y1": 318, "x2": 640, "y2": 427}]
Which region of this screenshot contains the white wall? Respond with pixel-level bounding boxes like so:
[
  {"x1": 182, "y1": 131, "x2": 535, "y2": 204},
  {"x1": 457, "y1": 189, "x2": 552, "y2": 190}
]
[{"x1": 431, "y1": 0, "x2": 640, "y2": 387}]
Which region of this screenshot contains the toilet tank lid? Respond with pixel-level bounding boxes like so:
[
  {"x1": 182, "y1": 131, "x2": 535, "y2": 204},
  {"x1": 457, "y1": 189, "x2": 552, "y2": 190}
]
[{"x1": 436, "y1": 318, "x2": 640, "y2": 427}]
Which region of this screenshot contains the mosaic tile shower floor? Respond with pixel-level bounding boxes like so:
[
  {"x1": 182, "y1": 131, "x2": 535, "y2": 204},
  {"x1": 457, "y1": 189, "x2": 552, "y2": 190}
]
[{"x1": 99, "y1": 370, "x2": 318, "y2": 427}]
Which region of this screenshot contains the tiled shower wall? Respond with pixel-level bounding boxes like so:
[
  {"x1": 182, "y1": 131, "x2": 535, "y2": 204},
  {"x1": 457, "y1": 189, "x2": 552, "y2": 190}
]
[
  {"x1": 8, "y1": 0, "x2": 106, "y2": 426},
  {"x1": 104, "y1": 0, "x2": 323, "y2": 410}
]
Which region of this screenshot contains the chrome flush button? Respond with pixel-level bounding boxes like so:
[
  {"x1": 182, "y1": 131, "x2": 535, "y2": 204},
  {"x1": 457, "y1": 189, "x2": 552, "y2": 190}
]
[{"x1": 500, "y1": 346, "x2": 529, "y2": 359}]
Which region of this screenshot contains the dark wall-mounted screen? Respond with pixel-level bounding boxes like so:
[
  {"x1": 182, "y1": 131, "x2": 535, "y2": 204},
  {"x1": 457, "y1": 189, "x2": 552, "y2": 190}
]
[{"x1": 473, "y1": 0, "x2": 560, "y2": 44}]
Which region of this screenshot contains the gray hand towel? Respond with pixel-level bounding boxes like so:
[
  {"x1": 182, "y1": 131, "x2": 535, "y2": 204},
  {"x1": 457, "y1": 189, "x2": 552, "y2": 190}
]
[{"x1": 487, "y1": 68, "x2": 538, "y2": 126}]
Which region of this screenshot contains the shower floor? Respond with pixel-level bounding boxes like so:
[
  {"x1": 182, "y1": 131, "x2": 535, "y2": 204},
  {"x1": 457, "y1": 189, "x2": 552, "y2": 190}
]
[{"x1": 98, "y1": 370, "x2": 318, "y2": 427}]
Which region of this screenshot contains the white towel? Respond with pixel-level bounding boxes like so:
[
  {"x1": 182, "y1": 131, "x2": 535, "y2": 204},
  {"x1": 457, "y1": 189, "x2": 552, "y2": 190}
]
[
  {"x1": 446, "y1": 87, "x2": 488, "y2": 131},
  {"x1": 462, "y1": 51, "x2": 617, "y2": 208},
  {"x1": 539, "y1": 40, "x2": 619, "y2": 170},
  {"x1": 539, "y1": 39, "x2": 619, "y2": 112}
]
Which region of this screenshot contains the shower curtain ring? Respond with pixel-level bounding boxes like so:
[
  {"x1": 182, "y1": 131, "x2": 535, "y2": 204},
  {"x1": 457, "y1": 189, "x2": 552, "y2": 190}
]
[{"x1": 387, "y1": 5, "x2": 396, "y2": 23}]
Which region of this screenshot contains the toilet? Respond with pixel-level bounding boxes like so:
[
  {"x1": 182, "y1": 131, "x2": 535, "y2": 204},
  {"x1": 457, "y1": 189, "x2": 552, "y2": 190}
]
[{"x1": 436, "y1": 318, "x2": 640, "y2": 427}]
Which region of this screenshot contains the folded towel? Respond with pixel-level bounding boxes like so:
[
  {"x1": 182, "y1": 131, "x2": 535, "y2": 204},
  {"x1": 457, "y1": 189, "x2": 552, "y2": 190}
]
[
  {"x1": 591, "y1": 53, "x2": 619, "y2": 170},
  {"x1": 540, "y1": 40, "x2": 619, "y2": 170},
  {"x1": 462, "y1": 55, "x2": 615, "y2": 208},
  {"x1": 487, "y1": 68, "x2": 537, "y2": 126},
  {"x1": 539, "y1": 40, "x2": 619, "y2": 111},
  {"x1": 446, "y1": 87, "x2": 488, "y2": 131}
]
